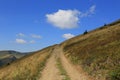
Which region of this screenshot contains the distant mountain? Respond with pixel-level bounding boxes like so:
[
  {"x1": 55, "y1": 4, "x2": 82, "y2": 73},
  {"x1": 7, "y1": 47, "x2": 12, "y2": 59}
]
[
  {"x1": 0, "y1": 50, "x2": 27, "y2": 67},
  {"x1": 0, "y1": 55, "x2": 17, "y2": 66}
]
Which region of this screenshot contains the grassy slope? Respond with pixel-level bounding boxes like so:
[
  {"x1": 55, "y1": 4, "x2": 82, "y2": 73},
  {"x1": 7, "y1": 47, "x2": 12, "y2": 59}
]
[
  {"x1": 0, "y1": 51, "x2": 26, "y2": 59},
  {"x1": 0, "y1": 45, "x2": 55, "y2": 80},
  {"x1": 60, "y1": 20, "x2": 120, "y2": 80},
  {"x1": 0, "y1": 51, "x2": 27, "y2": 67}
]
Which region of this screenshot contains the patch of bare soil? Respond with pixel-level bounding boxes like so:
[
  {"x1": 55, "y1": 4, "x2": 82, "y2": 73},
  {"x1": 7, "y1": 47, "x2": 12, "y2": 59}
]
[
  {"x1": 59, "y1": 47, "x2": 92, "y2": 80},
  {"x1": 39, "y1": 47, "x2": 62, "y2": 80}
]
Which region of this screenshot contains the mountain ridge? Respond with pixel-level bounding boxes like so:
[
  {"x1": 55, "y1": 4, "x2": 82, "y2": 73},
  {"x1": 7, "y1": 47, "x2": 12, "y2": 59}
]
[{"x1": 0, "y1": 50, "x2": 29, "y2": 67}]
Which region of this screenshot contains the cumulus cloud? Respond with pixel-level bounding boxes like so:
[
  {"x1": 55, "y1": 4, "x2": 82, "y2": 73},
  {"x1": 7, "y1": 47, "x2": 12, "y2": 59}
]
[
  {"x1": 15, "y1": 39, "x2": 36, "y2": 44},
  {"x1": 46, "y1": 5, "x2": 96, "y2": 29},
  {"x1": 17, "y1": 33, "x2": 25, "y2": 37},
  {"x1": 62, "y1": 33, "x2": 75, "y2": 39},
  {"x1": 31, "y1": 34, "x2": 41, "y2": 39},
  {"x1": 46, "y1": 9, "x2": 80, "y2": 29},
  {"x1": 16, "y1": 39, "x2": 27, "y2": 44},
  {"x1": 15, "y1": 33, "x2": 42, "y2": 44}
]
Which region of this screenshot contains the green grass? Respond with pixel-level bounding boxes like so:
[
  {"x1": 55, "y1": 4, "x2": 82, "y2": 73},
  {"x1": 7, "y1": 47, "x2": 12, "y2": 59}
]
[{"x1": 57, "y1": 58, "x2": 71, "y2": 80}]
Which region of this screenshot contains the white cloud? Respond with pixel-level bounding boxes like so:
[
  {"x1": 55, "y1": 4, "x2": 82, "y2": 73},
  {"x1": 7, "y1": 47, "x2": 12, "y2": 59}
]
[
  {"x1": 15, "y1": 33, "x2": 41, "y2": 44},
  {"x1": 62, "y1": 33, "x2": 75, "y2": 39},
  {"x1": 17, "y1": 33, "x2": 25, "y2": 37},
  {"x1": 81, "y1": 5, "x2": 96, "y2": 17},
  {"x1": 89, "y1": 5, "x2": 96, "y2": 14},
  {"x1": 31, "y1": 34, "x2": 41, "y2": 39},
  {"x1": 16, "y1": 39, "x2": 27, "y2": 44},
  {"x1": 46, "y1": 9, "x2": 80, "y2": 29},
  {"x1": 46, "y1": 5, "x2": 96, "y2": 29},
  {"x1": 29, "y1": 40, "x2": 35, "y2": 44}
]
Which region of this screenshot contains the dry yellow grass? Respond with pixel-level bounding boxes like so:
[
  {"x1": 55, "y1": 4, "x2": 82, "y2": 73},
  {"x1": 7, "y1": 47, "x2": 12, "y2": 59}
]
[
  {"x1": 0, "y1": 20, "x2": 120, "y2": 80},
  {"x1": 60, "y1": 20, "x2": 120, "y2": 80},
  {"x1": 0, "y1": 45, "x2": 54, "y2": 80}
]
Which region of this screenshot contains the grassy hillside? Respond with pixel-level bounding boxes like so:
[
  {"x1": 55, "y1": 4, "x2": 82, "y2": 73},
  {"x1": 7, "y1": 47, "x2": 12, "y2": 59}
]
[
  {"x1": 0, "y1": 51, "x2": 28, "y2": 67},
  {"x1": 60, "y1": 20, "x2": 120, "y2": 80},
  {"x1": 0, "y1": 51, "x2": 26, "y2": 59},
  {"x1": 0, "y1": 45, "x2": 55, "y2": 80},
  {"x1": 0, "y1": 55, "x2": 17, "y2": 66}
]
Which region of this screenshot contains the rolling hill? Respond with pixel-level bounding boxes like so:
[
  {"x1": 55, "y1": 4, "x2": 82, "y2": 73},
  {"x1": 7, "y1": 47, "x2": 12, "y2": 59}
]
[
  {"x1": 0, "y1": 19, "x2": 120, "y2": 80},
  {"x1": 0, "y1": 45, "x2": 54, "y2": 80},
  {"x1": 0, "y1": 50, "x2": 28, "y2": 67},
  {"x1": 60, "y1": 19, "x2": 120, "y2": 80}
]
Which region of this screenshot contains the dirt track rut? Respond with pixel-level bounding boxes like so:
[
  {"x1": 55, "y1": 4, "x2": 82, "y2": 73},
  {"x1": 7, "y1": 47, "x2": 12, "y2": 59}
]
[
  {"x1": 39, "y1": 47, "x2": 62, "y2": 80},
  {"x1": 39, "y1": 45, "x2": 90, "y2": 80}
]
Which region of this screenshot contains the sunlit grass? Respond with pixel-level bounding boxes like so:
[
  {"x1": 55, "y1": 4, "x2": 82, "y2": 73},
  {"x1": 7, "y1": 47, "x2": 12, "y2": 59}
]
[
  {"x1": 0, "y1": 46, "x2": 54, "y2": 80},
  {"x1": 61, "y1": 22, "x2": 120, "y2": 80}
]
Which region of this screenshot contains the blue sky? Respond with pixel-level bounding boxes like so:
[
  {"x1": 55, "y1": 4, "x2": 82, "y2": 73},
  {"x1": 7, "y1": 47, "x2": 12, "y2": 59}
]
[{"x1": 0, "y1": 0, "x2": 120, "y2": 52}]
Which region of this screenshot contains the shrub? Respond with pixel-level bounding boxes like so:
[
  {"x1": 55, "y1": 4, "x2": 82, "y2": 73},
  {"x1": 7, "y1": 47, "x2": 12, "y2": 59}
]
[
  {"x1": 83, "y1": 30, "x2": 88, "y2": 35},
  {"x1": 104, "y1": 23, "x2": 107, "y2": 26}
]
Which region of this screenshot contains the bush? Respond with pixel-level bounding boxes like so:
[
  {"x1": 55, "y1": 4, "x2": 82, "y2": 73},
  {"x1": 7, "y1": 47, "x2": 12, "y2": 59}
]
[
  {"x1": 104, "y1": 23, "x2": 107, "y2": 26},
  {"x1": 83, "y1": 30, "x2": 88, "y2": 35}
]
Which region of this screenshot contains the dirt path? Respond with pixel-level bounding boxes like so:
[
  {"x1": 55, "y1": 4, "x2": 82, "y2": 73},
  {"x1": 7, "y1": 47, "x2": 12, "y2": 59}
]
[
  {"x1": 39, "y1": 45, "x2": 91, "y2": 80},
  {"x1": 59, "y1": 46, "x2": 91, "y2": 80},
  {"x1": 39, "y1": 47, "x2": 62, "y2": 80},
  {"x1": 60, "y1": 52, "x2": 90, "y2": 80}
]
